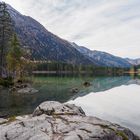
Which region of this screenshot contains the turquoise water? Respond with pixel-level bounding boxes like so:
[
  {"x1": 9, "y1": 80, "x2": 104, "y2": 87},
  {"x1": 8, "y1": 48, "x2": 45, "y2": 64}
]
[
  {"x1": 0, "y1": 76, "x2": 140, "y2": 135},
  {"x1": 0, "y1": 76, "x2": 93, "y2": 117}
]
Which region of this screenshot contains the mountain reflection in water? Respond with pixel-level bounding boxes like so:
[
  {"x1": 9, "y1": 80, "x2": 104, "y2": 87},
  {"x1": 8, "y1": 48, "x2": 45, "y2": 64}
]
[
  {"x1": 69, "y1": 77, "x2": 140, "y2": 136},
  {"x1": 71, "y1": 76, "x2": 140, "y2": 100}
]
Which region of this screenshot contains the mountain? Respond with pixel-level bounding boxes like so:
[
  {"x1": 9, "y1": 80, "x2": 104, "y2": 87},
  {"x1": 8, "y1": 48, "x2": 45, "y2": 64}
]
[
  {"x1": 125, "y1": 58, "x2": 140, "y2": 66},
  {"x1": 0, "y1": 2, "x2": 133, "y2": 68},
  {"x1": 5, "y1": 3, "x2": 94, "y2": 66},
  {"x1": 72, "y1": 43, "x2": 132, "y2": 68}
]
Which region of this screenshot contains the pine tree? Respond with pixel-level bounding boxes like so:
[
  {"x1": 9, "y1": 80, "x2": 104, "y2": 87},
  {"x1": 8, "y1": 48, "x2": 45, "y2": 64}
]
[
  {"x1": 6, "y1": 34, "x2": 24, "y2": 80},
  {"x1": 0, "y1": 2, "x2": 13, "y2": 77}
]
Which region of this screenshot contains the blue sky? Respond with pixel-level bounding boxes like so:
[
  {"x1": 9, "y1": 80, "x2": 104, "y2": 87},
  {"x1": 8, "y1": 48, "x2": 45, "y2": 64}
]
[{"x1": 2, "y1": 0, "x2": 140, "y2": 58}]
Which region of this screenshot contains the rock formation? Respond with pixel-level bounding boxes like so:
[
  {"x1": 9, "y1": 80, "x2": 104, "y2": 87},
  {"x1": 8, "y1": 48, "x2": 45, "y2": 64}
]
[{"x1": 0, "y1": 101, "x2": 139, "y2": 140}]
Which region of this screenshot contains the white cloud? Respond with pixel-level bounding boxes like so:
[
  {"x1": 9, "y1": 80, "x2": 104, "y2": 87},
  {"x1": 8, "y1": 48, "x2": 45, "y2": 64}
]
[{"x1": 2, "y1": 0, "x2": 140, "y2": 58}]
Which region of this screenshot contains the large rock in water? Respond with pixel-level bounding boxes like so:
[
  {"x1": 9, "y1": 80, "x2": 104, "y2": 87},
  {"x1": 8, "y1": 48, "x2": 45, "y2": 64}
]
[{"x1": 0, "y1": 101, "x2": 139, "y2": 140}]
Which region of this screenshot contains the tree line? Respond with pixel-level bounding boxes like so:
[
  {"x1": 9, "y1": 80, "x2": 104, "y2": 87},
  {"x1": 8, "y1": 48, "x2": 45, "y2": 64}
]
[
  {"x1": 34, "y1": 61, "x2": 129, "y2": 76},
  {"x1": 0, "y1": 2, "x2": 29, "y2": 86}
]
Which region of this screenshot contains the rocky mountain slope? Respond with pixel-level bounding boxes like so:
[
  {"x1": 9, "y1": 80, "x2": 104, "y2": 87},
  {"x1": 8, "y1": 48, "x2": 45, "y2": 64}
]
[
  {"x1": 72, "y1": 43, "x2": 132, "y2": 68},
  {"x1": 125, "y1": 58, "x2": 140, "y2": 66},
  {"x1": 6, "y1": 3, "x2": 94, "y2": 65}
]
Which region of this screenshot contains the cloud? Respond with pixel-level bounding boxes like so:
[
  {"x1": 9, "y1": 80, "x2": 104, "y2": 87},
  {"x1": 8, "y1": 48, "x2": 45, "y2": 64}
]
[{"x1": 3, "y1": 0, "x2": 140, "y2": 58}]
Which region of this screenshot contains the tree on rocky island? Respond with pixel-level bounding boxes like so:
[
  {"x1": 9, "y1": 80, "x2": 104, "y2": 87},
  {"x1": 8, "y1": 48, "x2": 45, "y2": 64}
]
[{"x1": 6, "y1": 34, "x2": 28, "y2": 82}]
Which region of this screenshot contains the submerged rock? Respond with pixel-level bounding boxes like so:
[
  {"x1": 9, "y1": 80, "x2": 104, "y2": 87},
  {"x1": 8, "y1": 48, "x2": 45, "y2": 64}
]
[
  {"x1": 17, "y1": 87, "x2": 38, "y2": 94},
  {"x1": 10, "y1": 83, "x2": 38, "y2": 94},
  {"x1": 70, "y1": 88, "x2": 79, "y2": 93},
  {"x1": 83, "y1": 81, "x2": 91, "y2": 87},
  {"x1": 0, "y1": 101, "x2": 139, "y2": 140}
]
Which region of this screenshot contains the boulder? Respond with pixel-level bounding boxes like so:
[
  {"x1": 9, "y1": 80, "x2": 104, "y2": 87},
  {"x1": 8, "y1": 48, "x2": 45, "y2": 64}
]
[
  {"x1": 83, "y1": 81, "x2": 91, "y2": 87},
  {"x1": 70, "y1": 88, "x2": 79, "y2": 93},
  {"x1": 17, "y1": 87, "x2": 38, "y2": 94},
  {"x1": 33, "y1": 101, "x2": 85, "y2": 116},
  {"x1": 0, "y1": 101, "x2": 139, "y2": 140}
]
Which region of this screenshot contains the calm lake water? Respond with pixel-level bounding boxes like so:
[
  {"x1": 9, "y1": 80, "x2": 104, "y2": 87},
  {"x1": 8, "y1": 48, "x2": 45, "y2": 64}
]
[
  {"x1": 68, "y1": 76, "x2": 140, "y2": 136},
  {"x1": 0, "y1": 76, "x2": 140, "y2": 135}
]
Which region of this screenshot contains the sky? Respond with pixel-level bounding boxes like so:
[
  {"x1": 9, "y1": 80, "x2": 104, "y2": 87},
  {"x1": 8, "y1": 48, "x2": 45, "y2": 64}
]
[{"x1": 1, "y1": 0, "x2": 140, "y2": 58}]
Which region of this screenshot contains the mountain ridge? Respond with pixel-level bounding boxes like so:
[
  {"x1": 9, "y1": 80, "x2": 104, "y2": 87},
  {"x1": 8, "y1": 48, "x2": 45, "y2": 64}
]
[
  {"x1": 71, "y1": 43, "x2": 132, "y2": 68},
  {"x1": 6, "y1": 3, "x2": 95, "y2": 65},
  {"x1": 0, "y1": 2, "x2": 139, "y2": 68},
  {"x1": 125, "y1": 58, "x2": 140, "y2": 66}
]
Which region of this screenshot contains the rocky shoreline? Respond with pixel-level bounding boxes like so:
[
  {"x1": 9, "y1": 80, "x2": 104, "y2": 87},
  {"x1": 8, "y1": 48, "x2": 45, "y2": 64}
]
[{"x1": 0, "y1": 101, "x2": 139, "y2": 140}]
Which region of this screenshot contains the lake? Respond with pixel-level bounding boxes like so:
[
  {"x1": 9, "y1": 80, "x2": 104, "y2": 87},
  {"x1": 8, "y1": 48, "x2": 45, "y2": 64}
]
[{"x1": 0, "y1": 76, "x2": 140, "y2": 136}]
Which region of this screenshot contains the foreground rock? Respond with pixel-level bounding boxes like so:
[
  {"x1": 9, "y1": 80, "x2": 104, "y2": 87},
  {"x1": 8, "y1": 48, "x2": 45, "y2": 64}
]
[{"x1": 0, "y1": 101, "x2": 139, "y2": 140}]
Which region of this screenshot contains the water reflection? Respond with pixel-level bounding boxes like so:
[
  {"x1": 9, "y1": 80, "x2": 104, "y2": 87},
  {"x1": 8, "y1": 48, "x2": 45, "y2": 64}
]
[
  {"x1": 71, "y1": 76, "x2": 140, "y2": 100},
  {"x1": 0, "y1": 76, "x2": 140, "y2": 120},
  {"x1": 69, "y1": 77, "x2": 140, "y2": 136}
]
